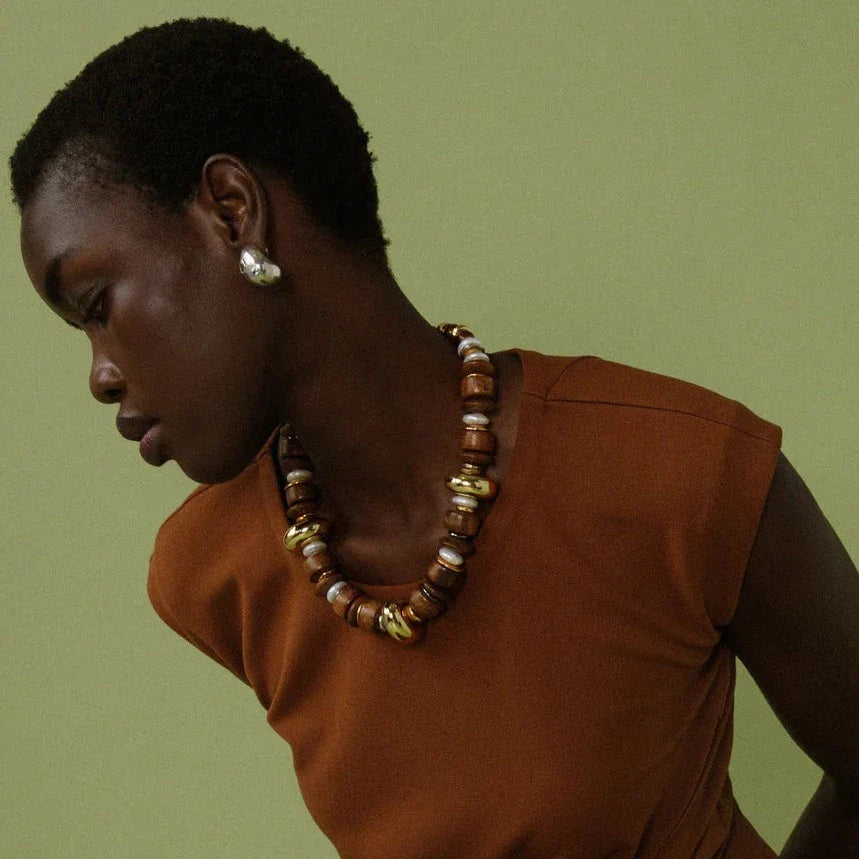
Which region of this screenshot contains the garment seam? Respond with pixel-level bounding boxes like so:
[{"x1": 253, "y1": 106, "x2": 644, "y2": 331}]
[{"x1": 535, "y1": 395, "x2": 780, "y2": 445}]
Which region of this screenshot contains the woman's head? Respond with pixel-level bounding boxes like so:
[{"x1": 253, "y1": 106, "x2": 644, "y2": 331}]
[
  {"x1": 11, "y1": 18, "x2": 395, "y2": 484},
  {"x1": 10, "y1": 16, "x2": 389, "y2": 261}
]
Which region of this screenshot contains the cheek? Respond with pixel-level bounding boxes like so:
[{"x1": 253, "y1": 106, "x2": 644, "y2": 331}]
[{"x1": 153, "y1": 268, "x2": 274, "y2": 403}]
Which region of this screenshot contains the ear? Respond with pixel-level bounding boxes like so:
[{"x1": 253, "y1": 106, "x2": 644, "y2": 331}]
[{"x1": 191, "y1": 154, "x2": 270, "y2": 249}]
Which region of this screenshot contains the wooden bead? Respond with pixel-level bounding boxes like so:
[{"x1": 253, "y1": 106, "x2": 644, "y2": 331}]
[
  {"x1": 278, "y1": 455, "x2": 313, "y2": 476},
  {"x1": 277, "y1": 435, "x2": 306, "y2": 459},
  {"x1": 460, "y1": 359, "x2": 495, "y2": 377},
  {"x1": 426, "y1": 560, "x2": 466, "y2": 592},
  {"x1": 439, "y1": 534, "x2": 475, "y2": 556},
  {"x1": 461, "y1": 374, "x2": 496, "y2": 400},
  {"x1": 408, "y1": 588, "x2": 446, "y2": 621},
  {"x1": 304, "y1": 551, "x2": 334, "y2": 581},
  {"x1": 354, "y1": 599, "x2": 382, "y2": 631},
  {"x1": 314, "y1": 570, "x2": 342, "y2": 598},
  {"x1": 461, "y1": 397, "x2": 497, "y2": 414},
  {"x1": 461, "y1": 450, "x2": 494, "y2": 467},
  {"x1": 346, "y1": 598, "x2": 365, "y2": 627},
  {"x1": 285, "y1": 481, "x2": 318, "y2": 505},
  {"x1": 286, "y1": 501, "x2": 318, "y2": 523},
  {"x1": 460, "y1": 427, "x2": 496, "y2": 454},
  {"x1": 331, "y1": 583, "x2": 361, "y2": 618},
  {"x1": 421, "y1": 579, "x2": 454, "y2": 603},
  {"x1": 372, "y1": 603, "x2": 387, "y2": 633},
  {"x1": 444, "y1": 508, "x2": 480, "y2": 536}
]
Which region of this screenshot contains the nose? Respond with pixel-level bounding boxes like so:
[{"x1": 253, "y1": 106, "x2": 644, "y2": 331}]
[{"x1": 89, "y1": 349, "x2": 124, "y2": 404}]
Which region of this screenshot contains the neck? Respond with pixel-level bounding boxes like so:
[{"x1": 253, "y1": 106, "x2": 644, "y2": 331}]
[{"x1": 271, "y1": 250, "x2": 471, "y2": 539}]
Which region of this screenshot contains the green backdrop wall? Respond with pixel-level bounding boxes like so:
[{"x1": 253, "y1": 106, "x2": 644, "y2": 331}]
[{"x1": 2, "y1": 1, "x2": 856, "y2": 856}]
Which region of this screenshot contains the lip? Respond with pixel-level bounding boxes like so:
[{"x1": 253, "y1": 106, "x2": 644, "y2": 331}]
[
  {"x1": 139, "y1": 423, "x2": 166, "y2": 466},
  {"x1": 116, "y1": 414, "x2": 158, "y2": 442}
]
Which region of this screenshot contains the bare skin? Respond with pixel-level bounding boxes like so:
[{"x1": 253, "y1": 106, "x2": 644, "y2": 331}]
[{"x1": 19, "y1": 154, "x2": 523, "y2": 586}]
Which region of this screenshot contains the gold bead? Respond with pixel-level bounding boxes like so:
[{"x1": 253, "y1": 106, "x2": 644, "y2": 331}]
[
  {"x1": 445, "y1": 472, "x2": 497, "y2": 500},
  {"x1": 283, "y1": 520, "x2": 323, "y2": 553},
  {"x1": 380, "y1": 602, "x2": 416, "y2": 642},
  {"x1": 401, "y1": 605, "x2": 425, "y2": 625},
  {"x1": 437, "y1": 322, "x2": 473, "y2": 341},
  {"x1": 461, "y1": 463, "x2": 483, "y2": 475}
]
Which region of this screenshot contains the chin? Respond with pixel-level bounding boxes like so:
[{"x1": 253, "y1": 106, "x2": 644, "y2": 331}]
[{"x1": 176, "y1": 450, "x2": 257, "y2": 485}]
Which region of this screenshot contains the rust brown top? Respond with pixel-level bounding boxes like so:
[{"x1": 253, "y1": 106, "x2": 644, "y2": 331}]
[{"x1": 148, "y1": 347, "x2": 781, "y2": 858}]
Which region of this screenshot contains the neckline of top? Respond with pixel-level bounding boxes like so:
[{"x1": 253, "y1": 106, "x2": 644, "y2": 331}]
[{"x1": 255, "y1": 347, "x2": 576, "y2": 599}]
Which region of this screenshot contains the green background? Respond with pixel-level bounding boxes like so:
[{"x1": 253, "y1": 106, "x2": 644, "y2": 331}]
[{"x1": 2, "y1": 1, "x2": 856, "y2": 856}]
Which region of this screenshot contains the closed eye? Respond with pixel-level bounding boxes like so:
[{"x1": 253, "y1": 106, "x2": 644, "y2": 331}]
[{"x1": 67, "y1": 287, "x2": 109, "y2": 331}]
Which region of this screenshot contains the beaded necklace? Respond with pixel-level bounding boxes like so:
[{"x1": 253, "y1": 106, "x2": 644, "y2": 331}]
[{"x1": 277, "y1": 323, "x2": 499, "y2": 645}]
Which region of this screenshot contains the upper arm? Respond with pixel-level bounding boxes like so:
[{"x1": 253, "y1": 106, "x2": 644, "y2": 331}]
[{"x1": 723, "y1": 450, "x2": 859, "y2": 802}]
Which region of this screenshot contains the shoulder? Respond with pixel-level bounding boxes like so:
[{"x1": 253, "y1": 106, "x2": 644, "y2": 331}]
[
  {"x1": 544, "y1": 353, "x2": 781, "y2": 446},
  {"x1": 148, "y1": 448, "x2": 274, "y2": 597}
]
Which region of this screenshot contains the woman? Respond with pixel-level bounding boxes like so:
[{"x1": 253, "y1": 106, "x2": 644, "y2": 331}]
[{"x1": 11, "y1": 17, "x2": 858, "y2": 859}]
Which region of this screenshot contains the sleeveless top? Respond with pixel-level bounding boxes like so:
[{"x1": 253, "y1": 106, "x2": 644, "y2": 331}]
[{"x1": 147, "y1": 348, "x2": 782, "y2": 858}]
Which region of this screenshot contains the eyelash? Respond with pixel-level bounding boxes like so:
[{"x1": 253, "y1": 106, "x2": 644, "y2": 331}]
[{"x1": 81, "y1": 289, "x2": 109, "y2": 329}]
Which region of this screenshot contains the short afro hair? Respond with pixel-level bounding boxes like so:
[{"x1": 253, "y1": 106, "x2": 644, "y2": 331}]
[{"x1": 9, "y1": 17, "x2": 390, "y2": 263}]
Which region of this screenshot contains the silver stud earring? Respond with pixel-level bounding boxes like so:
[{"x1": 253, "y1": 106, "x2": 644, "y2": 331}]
[{"x1": 239, "y1": 246, "x2": 282, "y2": 286}]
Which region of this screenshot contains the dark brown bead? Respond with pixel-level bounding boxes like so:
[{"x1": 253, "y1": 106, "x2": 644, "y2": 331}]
[
  {"x1": 426, "y1": 560, "x2": 466, "y2": 592},
  {"x1": 346, "y1": 597, "x2": 366, "y2": 627},
  {"x1": 461, "y1": 450, "x2": 494, "y2": 467},
  {"x1": 420, "y1": 579, "x2": 454, "y2": 603},
  {"x1": 355, "y1": 599, "x2": 382, "y2": 632},
  {"x1": 460, "y1": 359, "x2": 495, "y2": 377},
  {"x1": 304, "y1": 551, "x2": 334, "y2": 581},
  {"x1": 331, "y1": 583, "x2": 361, "y2": 618},
  {"x1": 285, "y1": 481, "x2": 318, "y2": 505},
  {"x1": 444, "y1": 508, "x2": 480, "y2": 536},
  {"x1": 278, "y1": 435, "x2": 306, "y2": 459},
  {"x1": 461, "y1": 397, "x2": 497, "y2": 414},
  {"x1": 278, "y1": 453, "x2": 313, "y2": 473},
  {"x1": 461, "y1": 374, "x2": 496, "y2": 400},
  {"x1": 439, "y1": 534, "x2": 475, "y2": 556},
  {"x1": 286, "y1": 501, "x2": 319, "y2": 523},
  {"x1": 408, "y1": 588, "x2": 446, "y2": 621},
  {"x1": 314, "y1": 570, "x2": 342, "y2": 598},
  {"x1": 460, "y1": 427, "x2": 496, "y2": 454}
]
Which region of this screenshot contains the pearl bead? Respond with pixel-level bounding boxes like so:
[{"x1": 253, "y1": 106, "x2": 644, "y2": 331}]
[
  {"x1": 302, "y1": 540, "x2": 327, "y2": 557},
  {"x1": 286, "y1": 468, "x2": 313, "y2": 482},
  {"x1": 326, "y1": 580, "x2": 349, "y2": 603},
  {"x1": 463, "y1": 350, "x2": 489, "y2": 363},
  {"x1": 462, "y1": 413, "x2": 489, "y2": 426},
  {"x1": 457, "y1": 336, "x2": 484, "y2": 357},
  {"x1": 451, "y1": 494, "x2": 479, "y2": 510},
  {"x1": 438, "y1": 546, "x2": 464, "y2": 567}
]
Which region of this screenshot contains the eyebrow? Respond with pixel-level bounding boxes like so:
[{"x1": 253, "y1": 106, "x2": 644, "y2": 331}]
[{"x1": 43, "y1": 250, "x2": 82, "y2": 328}]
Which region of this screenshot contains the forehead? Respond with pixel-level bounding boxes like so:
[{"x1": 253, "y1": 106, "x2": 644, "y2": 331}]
[{"x1": 20, "y1": 168, "x2": 168, "y2": 299}]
